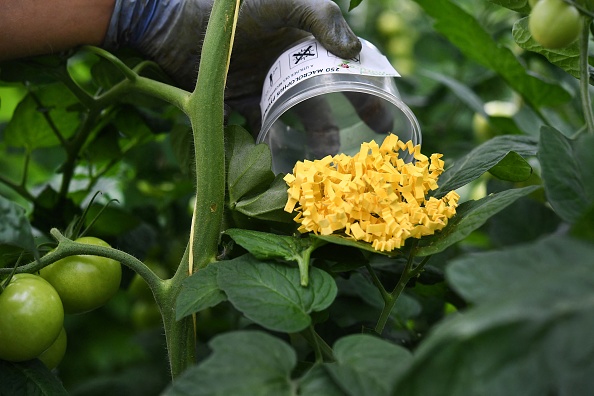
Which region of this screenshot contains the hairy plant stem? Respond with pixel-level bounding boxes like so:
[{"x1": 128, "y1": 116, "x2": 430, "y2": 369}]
[
  {"x1": 579, "y1": 16, "x2": 594, "y2": 135},
  {"x1": 374, "y1": 242, "x2": 427, "y2": 335}
]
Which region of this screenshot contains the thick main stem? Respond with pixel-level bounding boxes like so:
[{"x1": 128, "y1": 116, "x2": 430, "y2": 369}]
[
  {"x1": 187, "y1": 0, "x2": 239, "y2": 272},
  {"x1": 162, "y1": 0, "x2": 240, "y2": 380}
]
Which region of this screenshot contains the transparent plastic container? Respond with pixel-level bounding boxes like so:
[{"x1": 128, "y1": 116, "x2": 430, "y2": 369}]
[{"x1": 257, "y1": 36, "x2": 421, "y2": 174}]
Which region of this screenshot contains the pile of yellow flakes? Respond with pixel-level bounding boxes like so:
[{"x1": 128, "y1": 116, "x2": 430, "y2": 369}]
[{"x1": 283, "y1": 134, "x2": 460, "y2": 252}]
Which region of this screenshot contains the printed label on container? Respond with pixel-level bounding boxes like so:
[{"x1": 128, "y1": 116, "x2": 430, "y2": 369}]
[{"x1": 260, "y1": 38, "x2": 400, "y2": 122}]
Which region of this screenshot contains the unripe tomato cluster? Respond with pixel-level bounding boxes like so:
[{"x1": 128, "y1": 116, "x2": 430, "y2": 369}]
[
  {"x1": 529, "y1": 0, "x2": 582, "y2": 49},
  {"x1": 0, "y1": 237, "x2": 121, "y2": 369}
]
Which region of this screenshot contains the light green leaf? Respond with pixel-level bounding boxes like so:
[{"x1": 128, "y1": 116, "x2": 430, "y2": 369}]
[
  {"x1": 538, "y1": 126, "x2": 594, "y2": 223},
  {"x1": 175, "y1": 264, "x2": 227, "y2": 320},
  {"x1": 0, "y1": 196, "x2": 39, "y2": 261},
  {"x1": 513, "y1": 17, "x2": 580, "y2": 79},
  {"x1": 217, "y1": 255, "x2": 337, "y2": 332},
  {"x1": 4, "y1": 83, "x2": 80, "y2": 150},
  {"x1": 163, "y1": 331, "x2": 296, "y2": 396},
  {"x1": 417, "y1": 186, "x2": 540, "y2": 256}
]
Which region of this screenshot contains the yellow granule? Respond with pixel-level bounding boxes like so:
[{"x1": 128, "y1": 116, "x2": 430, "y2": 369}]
[{"x1": 283, "y1": 134, "x2": 460, "y2": 252}]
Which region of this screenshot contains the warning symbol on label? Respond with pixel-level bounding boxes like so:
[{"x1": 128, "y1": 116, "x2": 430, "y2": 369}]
[
  {"x1": 268, "y1": 61, "x2": 281, "y2": 87},
  {"x1": 290, "y1": 43, "x2": 318, "y2": 68}
]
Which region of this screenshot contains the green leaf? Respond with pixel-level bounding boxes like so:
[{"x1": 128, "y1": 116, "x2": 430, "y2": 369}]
[
  {"x1": 538, "y1": 126, "x2": 594, "y2": 223},
  {"x1": 224, "y1": 228, "x2": 303, "y2": 261},
  {"x1": 234, "y1": 174, "x2": 293, "y2": 222},
  {"x1": 395, "y1": 235, "x2": 594, "y2": 395},
  {"x1": 434, "y1": 135, "x2": 538, "y2": 197},
  {"x1": 349, "y1": 0, "x2": 364, "y2": 11},
  {"x1": 163, "y1": 331, "x2": 296, "y2": 396},
  {"x1": 175, "y1": 264, "x2": 227, "y2": 320},
  {"x1": 487, "y1": 151, "x2": 532, "y2": 182},
  {"x1": 513, "y1": 17, "x2": 580, "y2": 79},
  {"x1": 217, "y1": 255, "x2": 337, "y2": 332},
  {"x1": 0, "y1": 195, "x2": 39, "y2": 261},
  {"x1": 226, "y1": 125, "x2": 275, "y2": 204},
  {"x1": 412, "y1": 0, "x2": 571, "y2": 107},
  {"x1": 0, "y1": 359, "x2": 68, "y2": 396},
  {"x1": 4, "y1": 83, "x2": 80, "y2": 150},
  {"x1": 312, "y1": 234, "x2": 399, "y2": 256},
  {"x1": 298, "y1": 365, "x2": 346, "y2": 396},
  {"x1": 487, "y1": 0, "x2": 531, "y2": 13},
  {"x1": 416, "y1": 186, "x2": 541, "y2": 256},
  {"x1": 326, "y1": 335, "x2": 412, "y2": 396}
]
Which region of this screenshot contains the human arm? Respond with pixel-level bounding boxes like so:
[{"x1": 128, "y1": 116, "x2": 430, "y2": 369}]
[{"x1": 0, "y1": 0, "x2": 114, "y2": 60}]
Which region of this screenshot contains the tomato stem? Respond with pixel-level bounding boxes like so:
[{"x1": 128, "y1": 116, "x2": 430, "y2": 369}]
[{"x1": 579, "y1": 16, "x2": 594, "y2": 134}]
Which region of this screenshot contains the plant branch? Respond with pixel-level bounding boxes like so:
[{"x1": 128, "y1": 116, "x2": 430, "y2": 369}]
[
  {"x1": 579, "y1": 16, "x2": 594, "y2": 134},
  {"x1": 374, "y1": 241, "x2": 419, "y2": 335}
]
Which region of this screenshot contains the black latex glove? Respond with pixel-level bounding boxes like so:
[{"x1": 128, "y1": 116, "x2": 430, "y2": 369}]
[{"x1": 103, "y1": 0, "x2": 362, "y2": 131}]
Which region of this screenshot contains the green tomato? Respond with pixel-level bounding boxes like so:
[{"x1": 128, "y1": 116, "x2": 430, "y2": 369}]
[
  {"x1": 38, "y1": 327, "x2": 67, "y2": 370},
  {"x1": 40, "y1": 236, "x2": 122, "y2": 314},
  {"x1": 529, "y1": 0, "x2": 582, "y2": 49},
  {"x1": 472, "y1": 100, "x2": 518, "y2": 142},
  {"x1": 0, "y1": 274, "x2": 64, "y2": 362},
  {"x1": 529, "y1": 0, "x2": 539, "y2": 8},
  {"x1": 376, "y1": 10, "x2": 406, "y2": 37}
]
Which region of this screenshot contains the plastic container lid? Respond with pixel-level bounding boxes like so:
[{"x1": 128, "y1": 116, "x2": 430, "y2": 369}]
[{"x1": 257, "y1": 36, "x2": 421, "y2": 174}]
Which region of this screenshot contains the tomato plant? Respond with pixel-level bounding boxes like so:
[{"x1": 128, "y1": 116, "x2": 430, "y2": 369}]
[
  {"x1": 39, "y1": 237, "x2": 122, "y2": 314},
  {"x1": 529, "y1": 0, "x2": 582, "y2": 48},
  {"x1": 2, "y1": 0, "x2": 594, "y2": 395},
  {"x1": 0, "y1": 274, "x2": 64, "y2": 362}
]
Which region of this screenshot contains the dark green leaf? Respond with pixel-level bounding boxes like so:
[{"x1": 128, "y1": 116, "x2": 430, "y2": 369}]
[
  {"x1": 395, "y1": 236, "x2": 594, "y2": 395},
  {"x1": 163, "y1": 331, "x2": 296, "y2": 396},
  {"x1": 349, "y1": 0, "x2": 364, "y2": 11},
  {"x1": 417, "y1": 186, "x2": 540, "y2": 256},
  {"x1": 226, "y1": 125, "x2": 275, "y2": 204},
  {"x1": 0, "y1": 195, "x2": 39, "y2": 261},
  {"x1": 486, "y1": 196, "x2": 560, "y2": 247},
  {"x1": 234, "y1": 174, "x2": 293, "y2": 222},
  {"x1": 421, "y1": 70, "x2": 486, "y2": 115},
  {"x1": 176, "y1": 264, "x2": 227, "y2": 320},
  {"x1": 298, "y1": 365, "x2": 345, "y2": 396},
  {"x1": 570, "y1": 203, "x2": 594, "y2": 243},
  {"x1": 434, "y1": 135, "x2": 538, "y2": 197},
  {"x1": 0, "y1": 359, "x2": 68, "y2": 396},
  {"x1": 538, "y1": 126, "x2": 594, "y2": 223},
  {"x1": 224, "y1": 228, "x2": 303, "y2": 261},
  {"x1": 313, "y1": 234, "x2": 399, "y2": 256},
  {"x1": 513, "y1": 17, "x2": 580, "y2": 79},
  {"x1": 217, "y1": 255, "x2": 337, "y2": 332},
  {"x1": 412, "y1": 0, "x2": 571, "y2": 107},
  {"x1": 326, "y1": 335, "x2": 412, "y2": 396},
  {"x1": 488, "y1": 151, "x2": 532, "y2": 182}
]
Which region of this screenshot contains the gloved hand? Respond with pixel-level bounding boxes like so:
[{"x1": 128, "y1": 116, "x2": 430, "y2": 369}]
[{"x1": 103, "y1": 0, "x2": 362, "y2": 131}]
